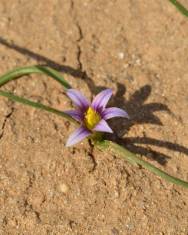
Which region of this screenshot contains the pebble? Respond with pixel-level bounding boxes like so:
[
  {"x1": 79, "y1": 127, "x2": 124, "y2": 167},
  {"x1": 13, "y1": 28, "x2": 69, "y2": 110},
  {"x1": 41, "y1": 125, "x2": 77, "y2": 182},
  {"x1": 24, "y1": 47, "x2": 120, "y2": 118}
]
[
  {"x1": 118, "y1": 52, "x2": 125, "y2": 60},
  {"x1": 58, "y1": 183, "x2": 69, "y2": 193}
]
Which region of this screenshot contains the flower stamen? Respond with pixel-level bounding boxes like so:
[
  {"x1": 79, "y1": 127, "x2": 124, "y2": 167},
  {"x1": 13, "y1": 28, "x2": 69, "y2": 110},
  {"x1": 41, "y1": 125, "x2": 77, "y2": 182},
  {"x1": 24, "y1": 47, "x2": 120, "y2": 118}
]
[{"x1": 84, "y1": 107, "x2": 101, "y2": 130}]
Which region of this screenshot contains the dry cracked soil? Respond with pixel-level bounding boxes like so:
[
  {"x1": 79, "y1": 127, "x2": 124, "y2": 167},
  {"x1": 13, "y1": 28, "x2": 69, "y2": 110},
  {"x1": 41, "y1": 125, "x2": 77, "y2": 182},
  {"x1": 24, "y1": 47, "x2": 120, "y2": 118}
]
[{"x1": 0, "y1": 0, "x2": 188, "y2": 235}]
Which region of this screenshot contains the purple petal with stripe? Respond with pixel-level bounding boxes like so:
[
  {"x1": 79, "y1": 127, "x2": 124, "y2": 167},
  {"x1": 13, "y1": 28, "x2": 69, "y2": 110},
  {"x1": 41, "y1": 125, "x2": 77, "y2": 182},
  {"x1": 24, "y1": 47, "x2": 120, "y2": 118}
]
[
  {"x1": 102, "y1": 107, "x2": 129, "y2": 120},
  {"x1": 93, "y1": 119, "x2": 113, "y2": 133},
  {"x1": 91, "y1": 89, "x2": 112, "y2": 110},
  {"x1": 66, "y1": 89, "x2": 90, "y2": 110},
  {"x1": 66, "y1": 126, "x2": 91, "y2": 147},
  {"x1": 64, "y1": 109, "x2": 83, "y2": 122}
]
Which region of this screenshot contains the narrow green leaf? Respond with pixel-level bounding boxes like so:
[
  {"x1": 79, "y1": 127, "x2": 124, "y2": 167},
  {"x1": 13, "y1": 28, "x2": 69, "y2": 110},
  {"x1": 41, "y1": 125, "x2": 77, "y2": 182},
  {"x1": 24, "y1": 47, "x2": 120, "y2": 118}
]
[
  {"x1": 0, "y1": 90, "x2": 77, "y2": 124},
  {"x1": 169, "y1": 0, "x2": 188, "y2": 17},
  {"x1": 0, "y1": 65, "x2": 71, "y2": 89},
  {"x1": 97, "y1": 140, "x2": 188, "y2": 189}
]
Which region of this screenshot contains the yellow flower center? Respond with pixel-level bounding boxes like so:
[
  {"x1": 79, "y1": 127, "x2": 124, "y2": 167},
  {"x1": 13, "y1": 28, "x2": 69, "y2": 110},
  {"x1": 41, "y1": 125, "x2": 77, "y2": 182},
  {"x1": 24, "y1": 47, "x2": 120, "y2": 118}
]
[{"x1": 84, "y1": 107, "x2": 101, "y2": 130}]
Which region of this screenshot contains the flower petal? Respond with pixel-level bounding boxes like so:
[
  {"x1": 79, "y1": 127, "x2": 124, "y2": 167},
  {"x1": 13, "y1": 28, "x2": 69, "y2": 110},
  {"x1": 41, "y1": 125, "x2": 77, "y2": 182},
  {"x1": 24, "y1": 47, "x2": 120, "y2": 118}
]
[
  {"x1": 64, "y1": 110, "x2": 83, "y2": 122},
  {"x1": 66, "y1": 89, "x2": 90, "y2": 110},
  {"x1": 93, "y1": 119, "x2": 113, "y2": 133},
  {"x1": 91, "y1": 89, "x2": 112, "y2": 110},
  {"x1": 102, "y1": 107, "x2": 129, "y2": 120},
  {"x1": 66, "y1": 126, "x2": 91, "y2": 147}
]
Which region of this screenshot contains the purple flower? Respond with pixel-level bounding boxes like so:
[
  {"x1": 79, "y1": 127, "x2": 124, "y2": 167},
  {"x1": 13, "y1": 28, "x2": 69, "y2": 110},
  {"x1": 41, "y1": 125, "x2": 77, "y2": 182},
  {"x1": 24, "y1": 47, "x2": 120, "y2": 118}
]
[{"x1": 65, "y1": 88, "x2": 129, "y2": 146}]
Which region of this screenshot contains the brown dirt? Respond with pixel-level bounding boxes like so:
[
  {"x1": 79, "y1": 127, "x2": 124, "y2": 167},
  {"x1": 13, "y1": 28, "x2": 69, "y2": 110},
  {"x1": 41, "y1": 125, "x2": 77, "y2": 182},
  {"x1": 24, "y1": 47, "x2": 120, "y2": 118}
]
[{"x1": 0, "y1": 0, "x2": 188, "y2": 234}]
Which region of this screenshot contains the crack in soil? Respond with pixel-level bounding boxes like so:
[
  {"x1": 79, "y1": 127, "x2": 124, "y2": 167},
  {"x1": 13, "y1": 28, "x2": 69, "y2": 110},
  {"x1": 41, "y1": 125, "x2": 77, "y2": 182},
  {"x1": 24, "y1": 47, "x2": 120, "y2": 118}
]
[
  {"x1": 23, "y1": 199, "x2": 41, "y2": 224},
  {"x1": 0, "y1": 106, "x2": 14, "y2": 140},
  {"x1": 70, "y1": 0, "x2": 84, "y2": 71},
  {"x1": 88, "y1": 139, "x2": 97, "y2": 172}
]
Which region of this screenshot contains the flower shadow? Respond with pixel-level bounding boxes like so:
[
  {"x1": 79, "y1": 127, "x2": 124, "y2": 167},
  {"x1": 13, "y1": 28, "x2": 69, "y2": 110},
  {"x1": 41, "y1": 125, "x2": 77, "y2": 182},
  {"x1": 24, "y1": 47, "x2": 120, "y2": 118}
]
[
  {"x1": 98, "y1": 83, "x2": 174, "y2": 165},
  {"x1": 109, "y1": 83, "x2": 170, "y2": 133},
  {"x1": 0, "y1": 37, "x2": 187, "y2": 165}
]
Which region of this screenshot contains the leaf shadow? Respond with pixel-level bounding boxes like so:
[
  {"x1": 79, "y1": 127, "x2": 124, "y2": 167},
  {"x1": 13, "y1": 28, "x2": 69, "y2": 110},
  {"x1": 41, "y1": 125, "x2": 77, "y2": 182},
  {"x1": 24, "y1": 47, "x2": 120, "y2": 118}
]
[{"x1": 0, "y1": 37, "x2": 187, "y2": 165}]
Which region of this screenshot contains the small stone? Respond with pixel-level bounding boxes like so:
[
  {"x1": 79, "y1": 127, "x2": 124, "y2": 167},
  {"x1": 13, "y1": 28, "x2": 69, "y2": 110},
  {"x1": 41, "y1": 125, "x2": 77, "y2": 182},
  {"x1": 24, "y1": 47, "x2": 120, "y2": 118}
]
[
  {"x1": 118, "y1": 52, "x2": 125, "y2": 59},
  {"x1": 58, "y1": 183, "x2": 69, "y2": 193}
]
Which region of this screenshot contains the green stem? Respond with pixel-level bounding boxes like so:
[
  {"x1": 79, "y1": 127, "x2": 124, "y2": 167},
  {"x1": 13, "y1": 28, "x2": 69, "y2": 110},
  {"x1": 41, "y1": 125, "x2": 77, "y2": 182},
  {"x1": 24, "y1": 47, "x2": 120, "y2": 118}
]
[
  {"x1": 0, "y1": 65, "x2": 71, "y2": 89},
  {"x1": 0, "y1": 90, "x2": 77, "y2": 124},
  {"x1": 97, "y1": 140, "x2": 188, "y2": 188},
  {"x1": 168, "y1": 0, "x2": 188, "y2": 17}
]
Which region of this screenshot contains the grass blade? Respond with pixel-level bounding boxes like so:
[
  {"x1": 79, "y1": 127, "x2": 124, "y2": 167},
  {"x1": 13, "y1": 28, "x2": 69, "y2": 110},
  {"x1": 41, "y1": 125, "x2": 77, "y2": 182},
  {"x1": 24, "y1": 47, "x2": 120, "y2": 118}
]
[
  {"x1": 0, "y1": 90, "x2": 77, "y2": 123},
  {"x1": 0, "y1": 65, "x2": 71, "y2": 89},
  {"x1": 168, "y1": 0, "x2": 188, "y2": 17},
  {"x1": 97, "y1": 140, "x2": 188, "y2": 189}
]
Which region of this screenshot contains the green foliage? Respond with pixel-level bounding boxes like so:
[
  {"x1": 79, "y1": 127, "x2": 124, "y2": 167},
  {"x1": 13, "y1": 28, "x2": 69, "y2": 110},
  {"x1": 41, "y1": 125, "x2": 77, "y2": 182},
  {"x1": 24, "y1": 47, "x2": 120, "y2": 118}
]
[
  {"x1": 169, "y1": 0, "x2": 188, "y2": 17},
  {"x1": 0, "y1": 65, "x2": 71, "y2": 89}
]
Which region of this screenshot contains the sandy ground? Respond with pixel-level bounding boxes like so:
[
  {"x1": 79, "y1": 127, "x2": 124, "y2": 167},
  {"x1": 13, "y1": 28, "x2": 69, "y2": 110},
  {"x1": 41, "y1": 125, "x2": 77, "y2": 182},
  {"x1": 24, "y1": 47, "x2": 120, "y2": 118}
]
[{"x1": 0, "y1": 0, "x2": 188, "y2": 234}]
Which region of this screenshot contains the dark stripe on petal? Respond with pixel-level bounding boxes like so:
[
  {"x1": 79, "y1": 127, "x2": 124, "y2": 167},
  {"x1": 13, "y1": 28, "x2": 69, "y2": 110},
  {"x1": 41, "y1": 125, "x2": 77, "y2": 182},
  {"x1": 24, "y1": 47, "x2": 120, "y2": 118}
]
[
  {"x1": 93, "y1": 119, "x2": 113, "y2": 133},
  {"x1": 66, "y1": 89, "x2": 90, "y2": 110},
  {"x1": 64, "y1": 110, "x2": 83, "y2": 122},
  {"x1": 91, "y1": 89, "x2": 112, "y2": 111},
  {"x1": 102, "y1": 107, "x2": 129, "y2": 120},
  {"x1": 66, "y1": 126, "x2": 91, "y2": 147}
]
